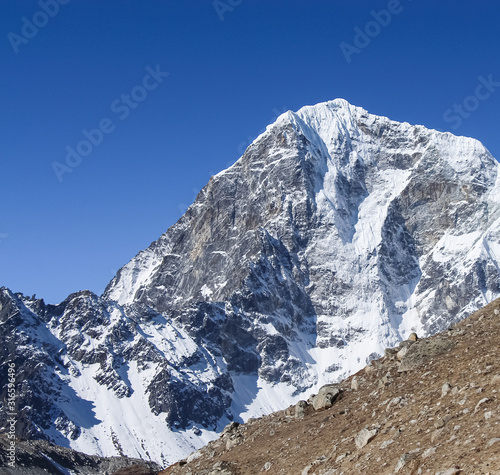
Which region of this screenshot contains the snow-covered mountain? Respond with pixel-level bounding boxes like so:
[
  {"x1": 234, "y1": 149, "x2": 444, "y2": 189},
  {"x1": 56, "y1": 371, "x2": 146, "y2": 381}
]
[{"x1": 3, "y1": 99, "x2": 500, "y2": 466}]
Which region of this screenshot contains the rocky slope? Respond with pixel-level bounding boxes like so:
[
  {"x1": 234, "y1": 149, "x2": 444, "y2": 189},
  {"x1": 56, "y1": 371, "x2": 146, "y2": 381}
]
[
  {"x1": 161, "y1": 298, "x2": 500, "y2": 475},
  {"x1": 2, "y1": 99, "x2": 500, "y2": 465}
]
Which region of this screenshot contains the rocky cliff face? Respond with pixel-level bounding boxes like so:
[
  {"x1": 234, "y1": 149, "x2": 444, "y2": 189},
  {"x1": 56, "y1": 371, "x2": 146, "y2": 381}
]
[{"x1": 2, "y1": 99, "x2": 500, "y2": 465}]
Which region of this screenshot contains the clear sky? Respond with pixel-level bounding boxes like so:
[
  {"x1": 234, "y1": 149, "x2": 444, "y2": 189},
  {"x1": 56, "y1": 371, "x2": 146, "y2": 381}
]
[{"x1": 1, "y1": 0, "x2": 500, "y2": 304}]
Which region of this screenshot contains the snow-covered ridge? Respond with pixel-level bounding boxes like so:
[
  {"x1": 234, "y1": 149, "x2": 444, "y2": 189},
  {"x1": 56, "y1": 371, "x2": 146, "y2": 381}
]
[{"x1": 3, "y1": 99, "x2": 500, "y2": 466}]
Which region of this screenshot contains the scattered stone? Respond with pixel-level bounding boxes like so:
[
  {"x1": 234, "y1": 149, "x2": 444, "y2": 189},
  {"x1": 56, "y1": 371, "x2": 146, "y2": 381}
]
[
  {"x1": 381, "y1": 371, "x2": 392, "y2": 386},
  {"x1": 486, "y1": 438, "x2": 500, "y2": 448},
  {"x1": 209, "y1": 461, "x2": 237, "y2": 475},
  {"x1": 301, "y1": 456, "x2": 327, "y2": 474},
  {"x1": 408, "y1": 332, "x2": 418, "y2": 342},
  {"x1": 434, "y1": 418, "x2": 446, "y2": 429},
  {"x1": 435, "y1": 468, "x2": 461, "y2": 475},
  {"x1": 365, "y1": 364, "x2": 376, "y2": 374},
  {"x1": 394, "y1": 450, "x2": 419, "y2": 472},
  {"x1": 474, "y1": 397, "x2": 490, "y2": 413},
  {"x1": 434, "y1": 414, "x2": 453, "y2": 428},
  {"x1": 422, "y1": 447, "x2": 436, "y2": 459},
  {"x1": 186, "y1": 450, "x2": 202, "y2": 463},
  {"x1": 335, "y1": 453, "x2": 346, "y2": 463},
  {"x1": 226, "y1": 434, "x2": 244, "y2": 450},
  {"x1": 431, "y1": 428, "x2": 444, "y2": 443},
  {"x1": 386, "y1": 397, "x2": 402, "y2": 412},
  {"x1": 380, "y1": 439, "x2": 394, "y2": 449},
  {"x1": 221, "y1": 422, "x2": 240, "y2": 437},
  {"x1": 156, "y1": 299, "x2": 500, "y2": 475},
  {"x1": 301, "y1": 464, "x2": 313, "y2": 475},
  {"x1": 441, "y1": 382, "x2": 452, "y2": 397},
  {"x1": 355, "y1": 428, "x2": 378, "y2": 449}
]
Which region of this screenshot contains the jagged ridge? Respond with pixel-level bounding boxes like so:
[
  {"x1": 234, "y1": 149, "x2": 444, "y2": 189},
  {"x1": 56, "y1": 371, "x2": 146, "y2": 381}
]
[{"x1": 2, "y1": 99, "x2": 500, "y2": 465}]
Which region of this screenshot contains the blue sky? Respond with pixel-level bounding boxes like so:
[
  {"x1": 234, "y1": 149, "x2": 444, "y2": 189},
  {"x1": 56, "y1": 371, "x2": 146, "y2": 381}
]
[{"x1": 1, "y1": 0, "x2": 500, "y2": 304}]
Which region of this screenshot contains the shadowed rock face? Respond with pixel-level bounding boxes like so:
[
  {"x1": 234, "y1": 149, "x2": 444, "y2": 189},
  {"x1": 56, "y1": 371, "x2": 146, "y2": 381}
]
[
  {"x1": 2, "y1": 99, "x2": 500, "y2": 465},
  {"x1": 0, "y1": 436, "x2": 160, "y2": 475}
]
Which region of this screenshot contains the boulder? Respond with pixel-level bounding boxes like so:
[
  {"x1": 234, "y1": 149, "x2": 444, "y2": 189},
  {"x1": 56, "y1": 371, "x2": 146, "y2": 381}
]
[
  {"x1": 311, "y1": 384, "x2": 341, "y2": 410},
  {"x1": 354, "y1": 427, "x2": 378, "y2": 449},
  {"x1": 295, "y1": 400, "x2": 309, "y2": 418},
  {"x1": 441, "y1": 382, "x2": 452, "y2": 397}
]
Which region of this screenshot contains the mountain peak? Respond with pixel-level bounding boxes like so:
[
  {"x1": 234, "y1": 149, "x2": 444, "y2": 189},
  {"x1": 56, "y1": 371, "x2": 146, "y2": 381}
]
[{"x1": 4, "y1": 101, "x2": 500, "y2": 466}]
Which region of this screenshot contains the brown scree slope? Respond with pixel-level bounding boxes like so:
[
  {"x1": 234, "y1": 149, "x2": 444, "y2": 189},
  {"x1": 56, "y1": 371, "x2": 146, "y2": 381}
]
[{"x1": 160, "y1": 298, "x2": 500, "y2": 475}]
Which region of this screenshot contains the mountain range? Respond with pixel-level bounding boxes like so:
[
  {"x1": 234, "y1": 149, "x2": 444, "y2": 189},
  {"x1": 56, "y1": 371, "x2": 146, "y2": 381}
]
[{"x1": 2, "y1": 98, "x2": 500, "y2": 467}]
